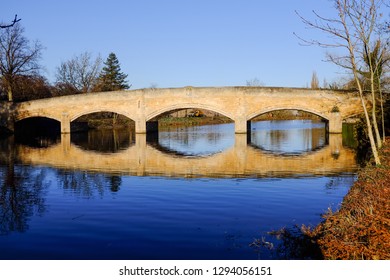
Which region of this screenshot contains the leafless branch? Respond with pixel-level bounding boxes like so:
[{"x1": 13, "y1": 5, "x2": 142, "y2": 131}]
[
  {"x1": 294, "y1": 10, "x2": 350, "y2": 48},
  {"x1": 0, "y1": 15, "x2": 21, "y2": 29}
]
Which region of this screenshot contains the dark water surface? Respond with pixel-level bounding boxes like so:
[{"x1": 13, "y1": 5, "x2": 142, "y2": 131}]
[{"x1": 0, "y1": 120, "x2": 357, "y2": 259}]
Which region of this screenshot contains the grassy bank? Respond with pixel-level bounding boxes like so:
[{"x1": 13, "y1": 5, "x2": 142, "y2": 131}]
[
  {"x1": 304, "y1": 138, "x2": 390, "y2": 259},
  {"x1": 253, "y1": 110, "x2": 322, "y2": 121},
  {"x1": 158, "y1": 116, "x2": 232, "y2": 127}
]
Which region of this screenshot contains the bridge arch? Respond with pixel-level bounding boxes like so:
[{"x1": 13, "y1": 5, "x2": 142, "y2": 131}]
[
  {"x1": 246, "y1": 106, "x2": 329, "y2": 121},
  {"x1": 70, "y1": 109, "x2": 136, "y2": 123},
  {"x1": 246, "y1": 107, "x2": 331, "y2": 143},
  {"x1": 15, "y1": 112, "x2": 61, "y2": 123},
  {"x1": 146, "y1": 103, "x2": 235, "y2": 122},
  {"x1": 145, "y1": 103, "x2": 235, "y2": 134}
]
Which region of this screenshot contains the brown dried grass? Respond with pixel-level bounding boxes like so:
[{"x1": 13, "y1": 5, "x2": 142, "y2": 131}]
[{"x1": 305, "y1": 138, "x2": 390, "y2": 259}]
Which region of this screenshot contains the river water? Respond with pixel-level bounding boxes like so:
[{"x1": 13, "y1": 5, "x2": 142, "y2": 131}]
[{"x1": 0, "y1": 120, "x2": 358, "y2": 259}]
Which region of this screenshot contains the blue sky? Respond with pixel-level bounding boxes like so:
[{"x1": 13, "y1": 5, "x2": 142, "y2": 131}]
[{"x1": 1, "y1": 0, "x2": 343, "y2": 89}]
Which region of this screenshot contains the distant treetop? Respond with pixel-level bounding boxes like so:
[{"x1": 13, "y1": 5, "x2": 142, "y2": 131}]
[{"x1": 96, "y1": 52, "x2": 130, "y2": 91}]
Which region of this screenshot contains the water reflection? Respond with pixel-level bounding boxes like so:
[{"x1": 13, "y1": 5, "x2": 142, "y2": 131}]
[
  {"x1": 250, "y1": 120, "x2": 327, "y2": 155},
  {"x1": 5, "y1": 131, "x2": 357, "y2": 178},
  {"x1": 71, "y1": 129, "x2": 135, "y2": 153},
  {"x1": 0, "y1": 164, "x2": 47, "y2": 235},
  {"x1": 156, "y1": 123, "x2": 234, "y2": 157},
  {"x1": 56, "y1": 170, "x2": 123, "y2": 196},
  {"x1": 0, "y1": 121, "x2": 358, "y2": 259}
]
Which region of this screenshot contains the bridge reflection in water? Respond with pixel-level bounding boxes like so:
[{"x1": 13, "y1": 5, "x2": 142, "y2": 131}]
[{"x1": 17, "y1": 133, "x2": 357, "y2": 178}]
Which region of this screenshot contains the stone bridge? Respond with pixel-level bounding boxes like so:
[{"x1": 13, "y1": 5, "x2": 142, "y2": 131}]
[{"x1": 4, "y1": 86, "x2": 363, "y2": 134}]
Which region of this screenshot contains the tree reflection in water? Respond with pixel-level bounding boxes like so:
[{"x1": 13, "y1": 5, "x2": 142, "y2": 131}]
[
  {"x1": 55, "y1": 170, "x2": 122, "y2": 197},
  {"x1": 71, "y1": 129, "x2": 134, "y2": 153},
  {"x1": 0, "y1": 164, "x2": 47, "y2": 235},
  {"x1": 0, "y1": 135, "x2": 123, "y2": 235},
  {"x1": 0, "y1": 166, "x2": 122, "y2": 235}
]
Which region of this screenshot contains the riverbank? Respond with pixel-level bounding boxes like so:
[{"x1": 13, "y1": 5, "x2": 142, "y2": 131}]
[{"x1": 305, "y1": 138, "x2": 390, "y2": 259}]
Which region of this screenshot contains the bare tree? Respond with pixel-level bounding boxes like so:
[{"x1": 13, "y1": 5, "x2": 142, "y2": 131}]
[
  {"x1": 0, "y1": 15, "x2": 21, "y2": 29},
  {"x1": 10, "y1": 75, "x2": 52, "y2": 101},
  {"x1": 55, "y1": 52, "x2": 102, "y2": 93},
  {"x1": 311, "y1": 71, "x2": 320, "y2": 89},
  {"x1": 295, "y1": 0, "x2": 387, "y2": 165},
  {"x1": 362, "y1": 39, "x2": 389, "y2": 145},
  {"x1": 0, "y1": 23, "x2": 43, "y2": 102},
  {"x1": 246, "y1": 78, "x2": 264, "y2": 86}
]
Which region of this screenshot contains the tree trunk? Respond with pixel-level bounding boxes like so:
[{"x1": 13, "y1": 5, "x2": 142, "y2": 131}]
[
  {"x1": 371, "y1": 102, "x2": 382, "y2": 148},
  {"x1": 355, "y1": 76, "x2": 381, "y2": 165},
  {"x1": 7, "y1": 83, "x2": 13, "y2": 102},
  {"x1": 378, "y1": 81, "x2": 385, "y2": 143},
  {"x1": 368, "y1": 57, "x2": 382, "y2": 149},
  {"x1": 365, "y1": 104, "x2": 381, "y2": 164}
]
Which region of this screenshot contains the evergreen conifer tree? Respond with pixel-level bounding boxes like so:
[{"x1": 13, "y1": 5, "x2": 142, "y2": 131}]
[{"x1": 97, "y1": 52, "x2": 130, "y2": 91}]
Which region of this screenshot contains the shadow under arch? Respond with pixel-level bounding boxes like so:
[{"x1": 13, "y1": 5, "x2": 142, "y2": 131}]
[
  {"x1": 14, "y1": 116, "x2": 61, "y2": 147},
  {"x1": 70, "y1": 111, "x2": 135, "y2": 153},
  {"x1": 70, "y1": 108, "x2": 136, "y2": 124}
]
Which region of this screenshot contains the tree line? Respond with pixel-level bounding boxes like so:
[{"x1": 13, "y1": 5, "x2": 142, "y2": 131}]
[{"x1": 0, "y1": 21, "x2": 130, "y2": 102}]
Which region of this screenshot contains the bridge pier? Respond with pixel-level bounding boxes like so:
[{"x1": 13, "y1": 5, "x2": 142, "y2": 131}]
[
  {"x1": 327, "y1": 113, "x2": 342, "y2": 134},
  {"x1": 135, "y1": 119, "x2": 146, "y2": 134},
  {"x1": 61, "y1": 113, "x2": 71, "y2": 134},
  {"x1": 235, "y1": 118, "x2": 251, "y2": 134}
]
